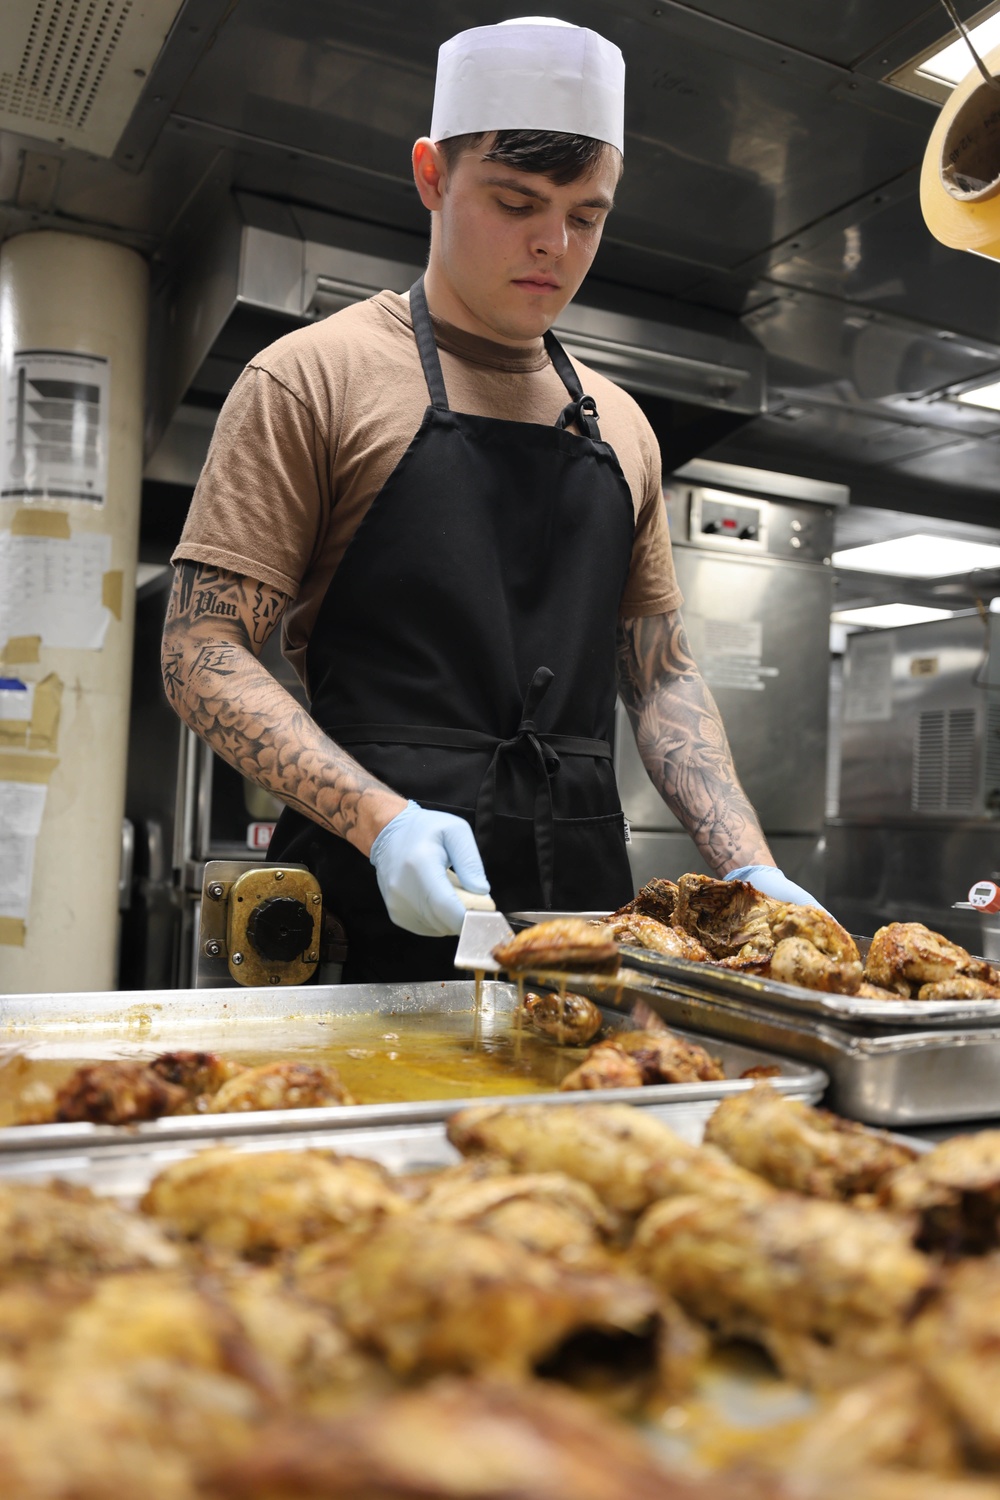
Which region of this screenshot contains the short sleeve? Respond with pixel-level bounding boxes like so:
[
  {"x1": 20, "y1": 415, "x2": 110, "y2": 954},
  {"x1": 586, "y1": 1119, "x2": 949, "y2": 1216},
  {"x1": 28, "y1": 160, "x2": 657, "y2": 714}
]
[
  {"x1": 619, "y1": 428, "x2": 683, "y2": 619},
  {"x1": 171, "y1": 364, "x2": 331, "y2": 599}
]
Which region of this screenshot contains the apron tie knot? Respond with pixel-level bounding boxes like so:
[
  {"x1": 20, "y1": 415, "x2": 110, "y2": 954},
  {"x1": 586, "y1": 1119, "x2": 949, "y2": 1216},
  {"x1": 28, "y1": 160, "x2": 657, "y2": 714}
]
[
  {"x1": 476, "y1": 668, "x2": 560, "y2": 908},
  {"x1": 556, "y1": 393, "x2": 601, "y2": 441}
]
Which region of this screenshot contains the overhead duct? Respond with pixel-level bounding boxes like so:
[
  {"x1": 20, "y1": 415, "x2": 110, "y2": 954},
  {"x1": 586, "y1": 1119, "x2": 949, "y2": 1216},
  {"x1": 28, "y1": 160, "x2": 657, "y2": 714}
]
[{"x1": 147, "y1": 192, "x2": 766, "y2": 476}]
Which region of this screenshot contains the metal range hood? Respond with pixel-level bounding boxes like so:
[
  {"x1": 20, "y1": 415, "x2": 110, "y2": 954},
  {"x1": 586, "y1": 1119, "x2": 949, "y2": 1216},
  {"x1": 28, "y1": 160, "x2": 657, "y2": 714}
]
[{"x1": 147, "y1": 192, "x2": 766, "y2": 473}]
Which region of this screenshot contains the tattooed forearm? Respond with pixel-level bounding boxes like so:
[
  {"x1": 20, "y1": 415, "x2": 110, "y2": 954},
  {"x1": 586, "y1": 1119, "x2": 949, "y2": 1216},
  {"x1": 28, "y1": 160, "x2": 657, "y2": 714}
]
[
  {"x1": 616, "y1": 611, "x2": 773, "y2": 874},
  {"x1": 162, "y1": 562, "x2": 406, "y2": 854}
]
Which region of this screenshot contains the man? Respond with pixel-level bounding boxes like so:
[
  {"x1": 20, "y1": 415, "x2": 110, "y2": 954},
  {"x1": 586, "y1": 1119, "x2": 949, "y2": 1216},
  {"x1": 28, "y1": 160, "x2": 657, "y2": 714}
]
[{"x1": 163, "y1": 17, "x2": 821, "y2": 982}]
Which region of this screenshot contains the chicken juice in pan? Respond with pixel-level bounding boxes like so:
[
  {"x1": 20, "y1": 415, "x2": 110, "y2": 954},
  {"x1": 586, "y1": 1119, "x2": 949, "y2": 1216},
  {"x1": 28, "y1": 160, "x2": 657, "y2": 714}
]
[{"x1": 0, "y1": 1008, "x2": 613, "y2": 1125}]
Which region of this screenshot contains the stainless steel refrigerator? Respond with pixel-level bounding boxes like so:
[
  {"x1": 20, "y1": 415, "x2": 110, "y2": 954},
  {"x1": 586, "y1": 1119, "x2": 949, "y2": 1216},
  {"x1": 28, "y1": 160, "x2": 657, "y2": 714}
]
[{"x1": 614, "y1": 469, "x2": 837, "y2": 896}]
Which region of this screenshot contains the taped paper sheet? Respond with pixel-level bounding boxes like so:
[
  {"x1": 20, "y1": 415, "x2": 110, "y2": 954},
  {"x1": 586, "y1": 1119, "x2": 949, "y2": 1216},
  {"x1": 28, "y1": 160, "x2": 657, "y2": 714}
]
[
  {"x1": 0, "y1": 349, "x2": 109, "y2": 505},
  {"x1": 0, "y1": 674, "x2": 63, "y2": 751},
  {"x1": 0, "y1": 779, "x2": 47, "y2": 925},
  {"x1": 0, "y1": 528, "x2": 112, "y2": 652}
]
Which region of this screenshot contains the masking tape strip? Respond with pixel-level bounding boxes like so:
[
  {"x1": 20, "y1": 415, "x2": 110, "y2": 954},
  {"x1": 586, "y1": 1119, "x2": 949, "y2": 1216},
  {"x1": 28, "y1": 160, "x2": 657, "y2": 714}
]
[
  {"x1": 0, "y1": 674, "x2": 62, "y2": 752},
  {"x1": 10, "y1": 508, "x2": 71, "y2": 539},
  {"x1": 102, "y1": 569, "x2": 123, "y2": 620},
  {"x1": 0, "y1": 917, "x2": 26, "y2": 948},
  {"x1": 2, "y1": 637, "x2": 41, "y2": 665},
  {"x1": 0, "y1": 752, "x2": 58, "y2": 784},
  {"x1": 921, "y1": 41, "x2": 1000, "y2": 255}
]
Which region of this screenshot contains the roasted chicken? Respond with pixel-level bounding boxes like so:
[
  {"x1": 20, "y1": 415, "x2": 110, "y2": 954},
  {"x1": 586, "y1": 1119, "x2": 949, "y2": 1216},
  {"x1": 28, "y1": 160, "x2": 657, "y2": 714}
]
[
  {"x1": 559, "y1": 1042, "x2": 644, "y2": 1092},
  {"x1": 671, "y1": 872, "x2": 778, "y2": 965},
  {"x1": 605, "y1": 914, "x2": 711, "y2": 963},
  {"x1": 493, "y1": 918, "x2": 619, "y2": 974},
  {"x1": 447, "y1": 1102, "x2": 771, "y2": 1215},
  {"x1": 865, "y1": 923, "x2": 999, "y2": 999},
  {"x1": 911, "y1": 1254, "x2": 1000, "y2": 1462},
  {"x1": 608, "y1": 877, "x2": 679, "y2": 926},
  {"x1": 44, "y1": 1059, "x2": 189, "y2": 1125},
  {"x1": 414, "y1": 1169, "x2": 622, "y2": 1265},
  {"x1": 561, "y1": 1031, "x2": 725, "y2": 1091},
  {"x1": 632, "y1": 1188, "x2": 932, "y2": 1388},
  {"x1": 521, "y1": 990, "x2": 604, "y2": 1045},
  {"x1": 140, "y1": 1146, "x2": 407, "y2": 1256},
  {"x1": 704, "y1": 1085, "x2": 918, "y2": 1201},
  {"x1": 0, "y1": 1178, "x2": 179, "y2": 1279},
  {"x1": 881, "y1": 1130, "x2": 1000, "y2": 1253},
  {"x1": 325, "y1": 1216, "x2": 668, "y2": 1392},
  {"x1": 206, "y1": 1061, "x2": 354, "y2": 1112},
  {"x1": 207, "y1": 1376, "x2": 721, "y2": 1500}
]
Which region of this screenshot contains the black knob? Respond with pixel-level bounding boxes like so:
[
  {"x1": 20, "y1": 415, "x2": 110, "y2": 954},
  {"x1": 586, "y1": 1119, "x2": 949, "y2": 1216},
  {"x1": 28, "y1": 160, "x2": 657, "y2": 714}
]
[{"x1": 247, "y1": 896, "x2": 313, "y2": 963}]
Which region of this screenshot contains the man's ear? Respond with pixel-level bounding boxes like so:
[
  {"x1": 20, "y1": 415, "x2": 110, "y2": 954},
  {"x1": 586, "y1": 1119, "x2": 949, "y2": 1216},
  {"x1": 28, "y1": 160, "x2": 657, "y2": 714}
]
[{"x1": 412, "y1": 138, "x2": 448, "y2": 211}]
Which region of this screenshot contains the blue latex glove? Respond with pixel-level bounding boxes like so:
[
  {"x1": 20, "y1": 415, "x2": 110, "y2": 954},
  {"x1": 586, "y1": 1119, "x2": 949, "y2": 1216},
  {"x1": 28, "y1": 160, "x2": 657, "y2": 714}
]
[
  {"x1": 725, "y1": 864, "x2": 828, "y2": 914},
  {"x1": 370, "y1": 801, "x2": 490, "y2": 938}
]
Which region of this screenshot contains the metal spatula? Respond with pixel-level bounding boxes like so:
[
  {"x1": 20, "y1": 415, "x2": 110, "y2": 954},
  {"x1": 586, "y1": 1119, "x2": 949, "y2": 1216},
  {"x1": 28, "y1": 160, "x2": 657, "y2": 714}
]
[{"x1": 447, "y1": 872, "x2": 513, "y2": 973}]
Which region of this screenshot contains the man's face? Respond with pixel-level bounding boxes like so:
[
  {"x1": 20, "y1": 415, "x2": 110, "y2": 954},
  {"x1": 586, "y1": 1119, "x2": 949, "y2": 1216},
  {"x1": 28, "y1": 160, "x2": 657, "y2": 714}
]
[{"x1": 426, "y1": 140, "x2": 619, "y2": 344}]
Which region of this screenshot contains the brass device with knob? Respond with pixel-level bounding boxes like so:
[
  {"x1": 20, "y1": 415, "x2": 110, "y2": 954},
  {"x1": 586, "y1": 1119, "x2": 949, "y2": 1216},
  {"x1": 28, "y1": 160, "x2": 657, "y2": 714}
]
[{"x1": 197, "y1": 861, "x2": 327, "y2": 986}]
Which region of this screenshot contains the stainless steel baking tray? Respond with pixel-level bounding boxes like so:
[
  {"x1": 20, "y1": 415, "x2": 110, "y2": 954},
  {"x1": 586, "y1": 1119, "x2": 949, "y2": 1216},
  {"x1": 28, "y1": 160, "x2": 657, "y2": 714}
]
[
  {"x1": 0, "y1": 980, "x2": 825, "y2": 1153},
  {"x1": 581, "y1": 973, "x2": 1000, "y2": 1127},
  {"x1": 613, "y1": 947, "x2": 1000, "y2": 1029},
  {"x1": 510, "y1": 915, "x2": 1000, "y2": 1028}
]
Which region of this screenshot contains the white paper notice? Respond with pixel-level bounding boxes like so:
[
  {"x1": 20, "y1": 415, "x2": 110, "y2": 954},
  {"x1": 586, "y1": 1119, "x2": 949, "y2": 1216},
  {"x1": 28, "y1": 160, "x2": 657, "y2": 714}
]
[
  {"x1": 698, "y1": 618, "x2": 779, "y2": 693},
  {"x1": 0, "y1": 530, "x2": 112, "y2": 651},
  {"x1": 844, "y1": 633, "x2": 894, "y2": 723},
  {"x1": 0, "y1": 781, "x2": 47, "y2": 920},
  {"x1": 1, "y1": 349, "x2": 109, "y2": 505}
]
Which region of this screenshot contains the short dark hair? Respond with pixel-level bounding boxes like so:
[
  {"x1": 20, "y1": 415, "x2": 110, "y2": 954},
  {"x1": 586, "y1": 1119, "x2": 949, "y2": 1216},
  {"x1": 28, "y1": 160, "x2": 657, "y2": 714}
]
[{"x1": 437, "y1": 129, "x2": 621, "y2": 185}]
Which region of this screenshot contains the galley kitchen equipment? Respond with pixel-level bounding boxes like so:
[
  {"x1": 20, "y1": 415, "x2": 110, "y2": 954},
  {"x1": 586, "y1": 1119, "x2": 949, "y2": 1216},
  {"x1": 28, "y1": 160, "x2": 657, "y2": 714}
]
[
  {"x1": 614, "y1": 461, "x2": 842, "y2": 896},
  {"x1": 827, "y1": 610, "x2": 1000, "y2": 951}
]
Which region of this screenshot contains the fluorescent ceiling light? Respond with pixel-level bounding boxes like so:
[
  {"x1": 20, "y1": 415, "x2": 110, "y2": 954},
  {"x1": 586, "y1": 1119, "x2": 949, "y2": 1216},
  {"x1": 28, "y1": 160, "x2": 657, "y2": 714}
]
[
  {"x1": 833, "y1": 533, "x2": 1000, "y2": 577},
  {"x1": 831, "y1": 604, "x2": 956, "y2": 629},
  {"x1": 916, "y1": 11, "x2": 1000, "y2": 86},
  {"x1": 955, "y1": 378, "x2": 1000, "y2": 411}
]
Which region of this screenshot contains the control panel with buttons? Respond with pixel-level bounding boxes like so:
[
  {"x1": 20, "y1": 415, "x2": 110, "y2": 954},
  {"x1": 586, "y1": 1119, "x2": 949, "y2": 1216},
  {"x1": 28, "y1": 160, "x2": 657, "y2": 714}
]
[{"x1": 689, "y1": 489, "x2": 767, "y2": 552}]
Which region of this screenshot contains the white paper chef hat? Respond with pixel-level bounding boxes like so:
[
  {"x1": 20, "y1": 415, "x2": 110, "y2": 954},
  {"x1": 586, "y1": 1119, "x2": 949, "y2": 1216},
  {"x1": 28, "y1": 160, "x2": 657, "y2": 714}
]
[{"x1": 429, "y1": 16, "x2": 625, "y2": 155}]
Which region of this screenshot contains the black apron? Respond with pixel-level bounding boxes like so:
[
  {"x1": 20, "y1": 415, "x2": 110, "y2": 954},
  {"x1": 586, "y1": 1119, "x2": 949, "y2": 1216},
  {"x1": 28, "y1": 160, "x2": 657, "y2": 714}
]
[{"x1": 268, "y1": 278, "x2": 636, "y2": 981}]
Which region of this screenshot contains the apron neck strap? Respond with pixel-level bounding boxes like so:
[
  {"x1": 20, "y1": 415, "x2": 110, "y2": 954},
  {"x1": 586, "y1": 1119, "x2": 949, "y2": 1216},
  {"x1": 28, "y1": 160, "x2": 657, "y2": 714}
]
[
  {"x1": 410, "y1": 275, "x2": 603, "y2": 438},
  {"x1": 409, "y1": 276, "x2": 450, "y2": 411}
]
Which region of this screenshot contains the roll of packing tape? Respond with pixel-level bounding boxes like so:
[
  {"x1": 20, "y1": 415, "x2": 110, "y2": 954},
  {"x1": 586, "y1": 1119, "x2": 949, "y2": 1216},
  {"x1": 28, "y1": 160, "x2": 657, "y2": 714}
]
[{"x1": 921, "y1": 43, "x2": 1000, "y2": 257}]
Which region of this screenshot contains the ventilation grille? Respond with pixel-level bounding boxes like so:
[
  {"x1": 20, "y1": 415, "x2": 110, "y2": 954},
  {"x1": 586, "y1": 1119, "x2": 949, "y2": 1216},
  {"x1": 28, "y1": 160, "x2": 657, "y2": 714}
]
[
  {"x1": 912, "y1": 708, "x2": 978, "y2": 814},
  {"x1": 0, "y1": 0, "x2": 184, "y2": 156},
  {"x1": 985, "y1": 699, "x2": 1000, "y2": 812}
]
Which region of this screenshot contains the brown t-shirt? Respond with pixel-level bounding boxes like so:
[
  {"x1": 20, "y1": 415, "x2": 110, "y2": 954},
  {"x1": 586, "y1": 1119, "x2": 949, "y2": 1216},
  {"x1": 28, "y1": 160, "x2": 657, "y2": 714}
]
[{"x1": 173, "y1": 290, "x2": 681, "y2": 690}]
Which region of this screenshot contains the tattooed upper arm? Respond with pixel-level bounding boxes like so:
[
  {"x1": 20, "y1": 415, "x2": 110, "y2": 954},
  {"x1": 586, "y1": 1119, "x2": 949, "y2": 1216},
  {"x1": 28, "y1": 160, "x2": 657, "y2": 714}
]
[
  {"x1": 616, "y1": 609, "x2": 700, "y2": 715},
  {"x1": 165, "y1": 563, "x2": 289, "y2": 651},
  {"x1": 162, "y1": 562, "x2": 290, "y2": 706}
]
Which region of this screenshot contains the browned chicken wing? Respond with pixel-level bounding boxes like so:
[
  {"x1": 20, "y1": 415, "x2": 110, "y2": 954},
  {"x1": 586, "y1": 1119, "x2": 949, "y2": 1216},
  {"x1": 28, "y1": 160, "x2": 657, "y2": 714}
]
[
  {"x1": 206, "y1": 1061, "x2": 354, "y2": 1113},
  {"x1": 559, "y1": 1042, "x2": 645, "y2": 1092},
  {"x1": 48, "y1": 1060, "x2": 189, "y2": 1125},
  {"x1": 493, "y1": 918, "x2": 620, "y2": 973},
  {"x1": 615, "y1": 1029, "x2": 726, "y2": 1083},
  {"x1": 207, "y1": 1376, "x2": 720, "y2": 1500},
  {"x1": 521, "y1": 989, "x2": 604, "y2": 1045},
  {"x1": 917, "y1": 977, "x2": 1000, "y2": 1000},
  {"x1": 149, "y1": 1050, "x2": 246, "y2": 1101},
  {"x1": 881, "y1": 1130, "x2": 1000, "y2": 1253},
  {"x1": 865, "y1": 923, "x2": 998, "y2": 998},
  {"x1": 768, "y1": 935, "x2": 863, "y2": 995},
  {"x1": 633, "y1": 1188, "x2": 932, "y2": 1388},
  {"x1": 447, "y1": 1102, "x2": 771, "y2": 1215},
  {"x1": 606, "y1": 914, "x2": 712, "y2": 962},
  {"x1": 703, "y1": 1085, "x2": 918, "y2": 1201},
  {"x1": 141, "y1": 1146, "x2": 407, "y2": 1256}
]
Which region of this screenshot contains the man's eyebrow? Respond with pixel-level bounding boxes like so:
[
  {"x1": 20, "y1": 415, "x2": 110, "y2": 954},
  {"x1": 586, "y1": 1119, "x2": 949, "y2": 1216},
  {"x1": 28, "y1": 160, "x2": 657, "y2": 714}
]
[{"x1": 480, "y1": 174, "x2": 614, "y2": 212}]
